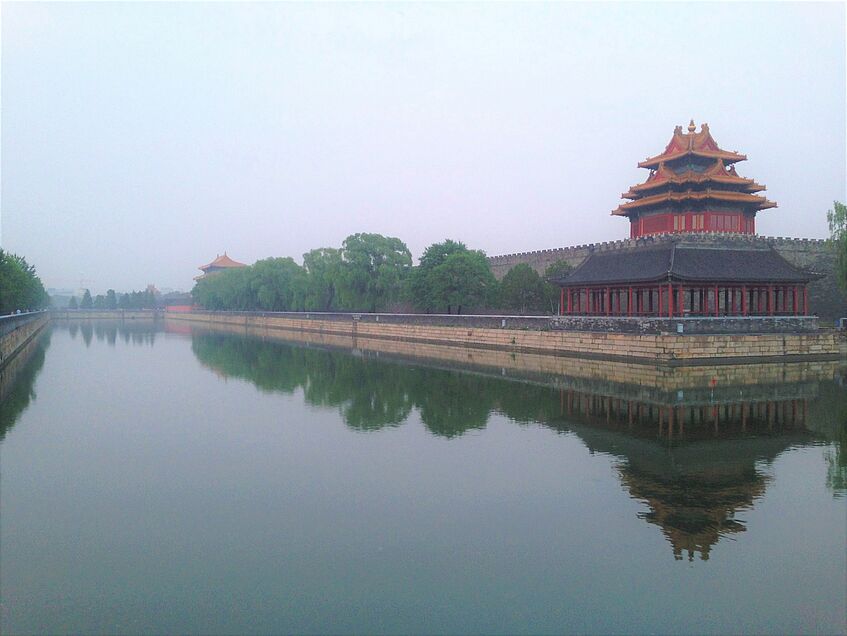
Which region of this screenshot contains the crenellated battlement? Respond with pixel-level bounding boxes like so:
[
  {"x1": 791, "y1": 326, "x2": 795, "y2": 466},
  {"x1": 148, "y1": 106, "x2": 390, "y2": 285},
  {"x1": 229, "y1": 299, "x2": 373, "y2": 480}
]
[{"x1": 487, "y1": 233, "x2": 828, "y2": 265}]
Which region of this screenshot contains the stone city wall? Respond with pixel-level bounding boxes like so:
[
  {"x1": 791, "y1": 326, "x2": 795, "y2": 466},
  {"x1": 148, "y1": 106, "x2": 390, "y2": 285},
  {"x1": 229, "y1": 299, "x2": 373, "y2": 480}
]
[
  {"x1": 487, "y1": 232, "x2": 847, "y2": 321},
  {"x1": 166, "y1": 310, "x2": 845, "y2": 364}
]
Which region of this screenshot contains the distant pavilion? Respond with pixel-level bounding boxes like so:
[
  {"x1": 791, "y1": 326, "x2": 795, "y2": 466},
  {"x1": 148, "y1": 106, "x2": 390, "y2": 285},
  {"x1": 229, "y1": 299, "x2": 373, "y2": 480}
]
[
  {"x1": 195, "y1": 252, "x2": 247, "y2": 282},
  {"x1": 555, "y1": 122, "x2": 817, "y2": 318}
]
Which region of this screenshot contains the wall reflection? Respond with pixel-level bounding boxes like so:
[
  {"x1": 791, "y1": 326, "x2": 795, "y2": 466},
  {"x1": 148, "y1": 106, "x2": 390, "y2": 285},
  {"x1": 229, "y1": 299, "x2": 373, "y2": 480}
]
[
  {"x1": 0, "y1": 330, "x2": 51, "y2": 440},
  {"x1": 185, "y1": 322, "x2": 847, "y2": 561}
]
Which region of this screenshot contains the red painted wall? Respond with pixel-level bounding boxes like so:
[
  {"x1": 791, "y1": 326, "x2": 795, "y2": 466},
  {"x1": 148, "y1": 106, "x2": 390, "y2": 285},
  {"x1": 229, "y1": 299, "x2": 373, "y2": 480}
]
[{"x1": 630, "y1": 212, "x2": 755, "y2": 238}]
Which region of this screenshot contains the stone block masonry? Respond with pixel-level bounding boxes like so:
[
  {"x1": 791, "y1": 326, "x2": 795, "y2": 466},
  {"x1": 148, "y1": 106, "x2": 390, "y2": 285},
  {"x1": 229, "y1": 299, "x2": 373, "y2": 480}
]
[
  {"x1": 183, "y1": 320, "x2": 844, "y2": 407},
  {"x1": 166, "y1": 310, "x2": 845, "y2": 365},
  {"x1": 487, "y1": 232, "x2": 847, "y2": 321},
  {"x1": 0, "y1": 312, "x2": 49, "y2": 369}
]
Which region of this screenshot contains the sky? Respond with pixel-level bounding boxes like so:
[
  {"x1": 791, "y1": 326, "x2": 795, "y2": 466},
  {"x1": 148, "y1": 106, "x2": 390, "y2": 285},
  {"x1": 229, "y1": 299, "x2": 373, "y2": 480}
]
[{"x1": 2, "y1": 2, "x2": 845, "y2": 293}]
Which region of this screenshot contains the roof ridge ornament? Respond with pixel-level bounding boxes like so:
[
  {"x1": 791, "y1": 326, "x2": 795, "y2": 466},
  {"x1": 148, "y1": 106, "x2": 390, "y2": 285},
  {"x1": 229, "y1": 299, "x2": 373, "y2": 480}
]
[{"x1": 688, "y1": 119, "x2": 696, "y2": 133}]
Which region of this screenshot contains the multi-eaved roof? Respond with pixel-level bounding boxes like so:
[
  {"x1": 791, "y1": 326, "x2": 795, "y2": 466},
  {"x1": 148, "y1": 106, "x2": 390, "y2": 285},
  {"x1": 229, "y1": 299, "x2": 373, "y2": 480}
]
[
  {"x1": 612, "y1": 121, "x2": 777, "y2": 218},
  {"x1": 637, "y1": 121, "x2": 746, "y2": 169}
]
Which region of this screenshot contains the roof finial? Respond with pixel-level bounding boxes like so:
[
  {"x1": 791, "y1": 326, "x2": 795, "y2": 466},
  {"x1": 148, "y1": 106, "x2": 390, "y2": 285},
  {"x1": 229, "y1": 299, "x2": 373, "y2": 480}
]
[{"x1": 688, "y1": 119, "x2": 696, "y2": 133}]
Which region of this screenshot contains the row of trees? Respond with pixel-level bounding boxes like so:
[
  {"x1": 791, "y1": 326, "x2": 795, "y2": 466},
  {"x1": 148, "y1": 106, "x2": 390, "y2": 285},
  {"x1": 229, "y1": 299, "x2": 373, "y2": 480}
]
[
  {"x1": 192, "y1": 233, "x2": 572, "y2": 314},
  {"x1": 69, "y1": 288, "x2": 158, "y2": 310},
  {"x1": 0, "y1": 250, "x2": 49, "y2": 313}
]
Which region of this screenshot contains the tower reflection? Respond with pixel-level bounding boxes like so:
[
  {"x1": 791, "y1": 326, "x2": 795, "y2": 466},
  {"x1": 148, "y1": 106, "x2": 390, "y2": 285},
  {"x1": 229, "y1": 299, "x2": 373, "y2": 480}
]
[{"x1": 183, "y1": 321, "x2": 846, "y2": 561}]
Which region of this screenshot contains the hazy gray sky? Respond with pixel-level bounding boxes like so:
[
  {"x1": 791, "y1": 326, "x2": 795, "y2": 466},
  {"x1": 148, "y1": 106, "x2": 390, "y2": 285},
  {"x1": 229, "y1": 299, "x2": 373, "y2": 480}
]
[{"x1": 2, "y1": 2, "x2": 845, "y2": 293}]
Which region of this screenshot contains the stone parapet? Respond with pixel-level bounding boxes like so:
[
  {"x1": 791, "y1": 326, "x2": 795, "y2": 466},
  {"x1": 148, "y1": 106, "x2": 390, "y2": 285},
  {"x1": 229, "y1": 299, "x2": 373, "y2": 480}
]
[
  {"x1": 0, "y1": 312, "x2": 49, "y2": 369},
  {"x1": 549, "y1": 315, "x2": 820, "y2": 334}
]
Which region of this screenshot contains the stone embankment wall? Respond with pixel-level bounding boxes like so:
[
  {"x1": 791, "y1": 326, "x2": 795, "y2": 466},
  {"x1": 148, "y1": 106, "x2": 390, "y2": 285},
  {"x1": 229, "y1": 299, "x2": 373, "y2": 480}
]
[
  {"x1": 167, "y1": 310, "x2": 845, "y2": 364},
  {"x1": 487, "y1": 232, "x2": 847, "y2": 321},
  {"x1": 0, "y1": 312, "x2": 49, "y2": 369},
  {"x1": 190, "y1": 320, "x2": 843, "y2": 405}
]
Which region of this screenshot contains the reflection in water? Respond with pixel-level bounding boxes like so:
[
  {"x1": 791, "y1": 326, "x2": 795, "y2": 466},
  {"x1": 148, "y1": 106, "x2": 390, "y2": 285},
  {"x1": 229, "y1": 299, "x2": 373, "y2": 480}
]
[
  {"x1": 0, "y1": 330, "x2": 51, "y2": 440},
  {"x1": 190, "y1": 327, "x2": 847, "y2": 560},
  {"x1": 53, "y1": 319, "x2": 158, "y2": 347}
]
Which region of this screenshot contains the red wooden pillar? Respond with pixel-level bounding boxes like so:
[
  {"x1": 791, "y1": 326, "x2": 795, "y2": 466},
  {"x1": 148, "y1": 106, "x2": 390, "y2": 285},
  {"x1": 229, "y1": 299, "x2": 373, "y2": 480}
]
[
  {"x1": 714, "y1": 284, "x2": 719, "y2": 316},
  {"x1": 768, "y1": 285, "x2": 774, "y2": 315},
  {"x1": 628, "y1": 287, "x2": 633, "y2": 316},
  {"x1": 742, "y1": 285, "x2": 748, "y2": 316},
  {"x1": 605, "y1": 287, "x2": 610, "y2": 316},
  {"x1": 803, "y1": 286, "x2": 808, "y2": 315},
  {"x1": 793, "y1": 286, "x2": 798, "y2": 315},
  {"x1": 667, "y1": 283, "x2": 673, "y2": 318},
  {"x1": 562, "y1": 288, "x2": 567, "y2": 315}
]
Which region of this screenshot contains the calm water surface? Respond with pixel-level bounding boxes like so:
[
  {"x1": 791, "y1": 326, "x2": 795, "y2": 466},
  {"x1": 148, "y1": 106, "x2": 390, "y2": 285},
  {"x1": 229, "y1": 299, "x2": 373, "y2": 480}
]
[{"x1": 1, "y1": 320, "x2": 845, "y2": 634}]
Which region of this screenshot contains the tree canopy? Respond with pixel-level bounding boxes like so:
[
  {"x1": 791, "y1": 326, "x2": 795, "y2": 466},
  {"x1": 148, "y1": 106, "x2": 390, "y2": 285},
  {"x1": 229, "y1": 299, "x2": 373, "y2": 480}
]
[
  {"x1": 827, "y1": 201, "x2": 847, "y2": 290},
  {"x1": 337, "y1": 233, "x2": 412, "y2": 312},
  {"x1": 500, "y1": 263, "x2": 546, "y2": 314},
  {"x1": 409, "y1": 239, "x2": 470, "y2": 312},
  {"x1": 426, "y1": 250, "x2": 497, "y2": 314},
  {"x1": 0, "y1": 250, "x2": 48, "y2": 313},
  {"x1": 303, "y1": 248, "x2": 343, "y2": 311},
  {"x1": 188, "y1": 232, "x2": 569, "y2": 316}
]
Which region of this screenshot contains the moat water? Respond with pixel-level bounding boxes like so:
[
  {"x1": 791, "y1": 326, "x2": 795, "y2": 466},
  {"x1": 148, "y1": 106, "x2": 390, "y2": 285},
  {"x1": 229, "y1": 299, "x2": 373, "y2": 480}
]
[{"x1": 1, "y1": 320, "x2": 845, "y2": 634}]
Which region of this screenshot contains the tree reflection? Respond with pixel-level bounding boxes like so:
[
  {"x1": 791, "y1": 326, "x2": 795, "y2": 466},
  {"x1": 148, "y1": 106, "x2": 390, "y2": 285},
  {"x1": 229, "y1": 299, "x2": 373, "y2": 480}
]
[
  {"x1": 0, "y1": 331, "x2": 51, "y2": 441},
  {"x1": 191, "y1": 333, "x2": 500, "y2": 436},
  {"x1": 412, "y1": 368, "x2": 492, "y2": 437},
  {"x1": 188, "y1": 328, "x2": 847, "y2": 560},
  {"x1": 52, "y1": 320, "x2": 157, "y2": 347},
  {"x1": 805, "y1": 375, "x2": 847, "y2": 497}
]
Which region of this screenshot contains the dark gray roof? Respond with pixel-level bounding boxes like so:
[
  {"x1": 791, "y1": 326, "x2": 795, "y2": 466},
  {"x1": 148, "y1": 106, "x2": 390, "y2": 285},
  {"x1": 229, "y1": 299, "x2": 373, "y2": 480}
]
[{"x1": 554, "y1": 244, "x2": 817, "y2": 286}]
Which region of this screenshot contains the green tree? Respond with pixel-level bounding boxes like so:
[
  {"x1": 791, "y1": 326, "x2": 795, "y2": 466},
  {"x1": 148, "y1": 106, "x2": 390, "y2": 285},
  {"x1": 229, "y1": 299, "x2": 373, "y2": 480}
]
[
  {"x1": 192, "y1": 267, "x2": 255, "y2": 310},
  {"x1": 427, "y1": 250, "x2": 497, "y2": 314},
  {"x1": 105, "y1": 289, "x2": 118, "y2": 310},
  {"x1": 68, "y1": 296, "x2": 79, "y2": 310},
  {"x1": 303, "y1": 248, "x2": 343, "y2": 311},
  {"x1": 500, "y1": 263, "x2": 546, "y2": 314},
  {"x1": 827, "y1": 201, "x2": 847, "y2": 290},
  {"x1": 80, "y1": 289, "x2": 93, "y2": 309},
  {"x1": 0, "y1": 250, "x2": 48, "y2": 312},
  {"x1": 338, "y1": 233, "x2": 412, "y2": 312},
  {"x1": 408, "y1": 239, "x2": 469, "y2": 312},
  {"x1": 93, "y1": 294, "x2": 107, "y2": 309},
  {"x1": 250, "y1": 257, "x2": 307, "y2": 311},
  {"x1": 543, "y1": 259, "x2": 573, "y2": 313}
]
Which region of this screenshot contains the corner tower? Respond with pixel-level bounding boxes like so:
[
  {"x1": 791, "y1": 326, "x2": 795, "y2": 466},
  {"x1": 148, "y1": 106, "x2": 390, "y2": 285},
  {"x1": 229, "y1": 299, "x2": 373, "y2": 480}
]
[{"x1": 614, "y1": 121, "x2": 776, "y2": 238}]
